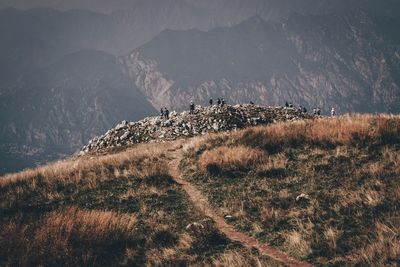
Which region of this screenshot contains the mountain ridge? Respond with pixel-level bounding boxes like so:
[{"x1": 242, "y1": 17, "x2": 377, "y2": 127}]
[{"x1": 121, "y1": 10, "x2": 400, "y2": 113}]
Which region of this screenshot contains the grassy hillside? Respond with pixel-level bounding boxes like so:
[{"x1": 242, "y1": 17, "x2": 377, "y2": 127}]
[
  {"x1": 0, "y1": 143, "x2": 279, "y2": 266},
  {"x1": 181, "y1": 115, "x2": 400, "y2": 266},
  {"x1": 0, "y1": 114, "x2": 399, "y2": 266}
]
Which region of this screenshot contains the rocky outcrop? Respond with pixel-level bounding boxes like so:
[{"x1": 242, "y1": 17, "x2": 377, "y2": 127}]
[{"x1": 82, "y1": 104, "x2": 314, "y2": 153}]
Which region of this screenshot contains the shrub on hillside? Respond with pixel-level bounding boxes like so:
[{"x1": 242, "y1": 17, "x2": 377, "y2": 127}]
[{"x1": 198, "y1": 146, "x2": 265, "y2": 175}]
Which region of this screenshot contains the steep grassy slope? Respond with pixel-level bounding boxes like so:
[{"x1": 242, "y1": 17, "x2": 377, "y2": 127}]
[
  {"x1": 181, "y1": 115, "x2": 400, "y2": 266},
  {"x1": 0, "y1": 143, "x2": 280, "y2": 266}
]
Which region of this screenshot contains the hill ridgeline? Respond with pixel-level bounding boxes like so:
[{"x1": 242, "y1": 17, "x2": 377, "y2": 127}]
[{"x1": 82, "y1": 104, "x2": 314, "y2": 153}]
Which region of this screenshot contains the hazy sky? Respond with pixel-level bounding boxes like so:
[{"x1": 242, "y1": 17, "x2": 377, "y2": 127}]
[
  {"x1": 0, "y1": 0, "x2": 398, "y2": 17},
  {"x1": 0, "y1": 0, "x2": 136, "y2": 13},
  {"x1": 0, "y1": 0, "x2": 218, "y2": 13}
]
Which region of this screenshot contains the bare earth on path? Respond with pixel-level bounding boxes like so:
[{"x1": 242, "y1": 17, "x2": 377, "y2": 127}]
[{"x1": 166, "y1": 146, "x2": 314, "y2": 267}]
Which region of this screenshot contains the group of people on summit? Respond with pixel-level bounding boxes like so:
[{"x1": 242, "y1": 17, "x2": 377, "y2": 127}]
[
  {"x1": 190, "y1": 98, "x2": 226, "y2": 114},
  {"x1": 285, "y1": 101, "x2": 336, "y2": 116},
  {"x1": 210, "y1": 98, "x2": 226, "y2": 106},
  {"x1": 160, "y1": 107, "x2": 170, "y2": 119},
  {"x1": 161, "y1": 98, "x2": 337, "y2": 119}
]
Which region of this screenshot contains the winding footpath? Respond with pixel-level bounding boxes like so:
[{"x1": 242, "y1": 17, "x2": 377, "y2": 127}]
[{"x1": 167, "y1": 147, "x2": 313, "y2": 267}]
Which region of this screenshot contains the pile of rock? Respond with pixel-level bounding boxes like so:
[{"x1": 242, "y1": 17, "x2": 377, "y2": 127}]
[{"x1": 82, "y1": 104, "x2": 314, "y2": 153}]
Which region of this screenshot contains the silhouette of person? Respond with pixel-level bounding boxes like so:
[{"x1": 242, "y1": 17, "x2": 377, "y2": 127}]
[
  {"x1": 189, "y1": 101, "x2": 195, "y2": 114},
  {"x1": 165, "y1": 108, "x2": 170, "y2": 119}
]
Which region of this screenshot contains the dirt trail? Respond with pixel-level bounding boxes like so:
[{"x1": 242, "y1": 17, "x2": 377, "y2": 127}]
[{"x1": 167, "y1": 148, "x2": 313, "y2": 267}]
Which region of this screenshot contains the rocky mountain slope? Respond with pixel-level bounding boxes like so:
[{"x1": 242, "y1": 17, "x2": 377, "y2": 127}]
[
  {"x1": 82, "y1": 104, "x2": 313, "y2": 153},
  {"x1": 0, "y1": 50, "x2": 155, "y2": 174},
  {"x1": 121, "y1": 11, "x2": 400, "y2": 114},
  {"x1": 1, "y1": 1, "x2": 400, "y2": 80}
]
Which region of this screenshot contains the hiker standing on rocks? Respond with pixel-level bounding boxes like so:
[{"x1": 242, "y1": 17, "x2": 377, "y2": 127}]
[
  {"x1": 164, "y1": 107, "x2": 169, "y2": 119},
  {"x1": 160, "y1": 108, "x2": 165, "y2": 118},
  {"x1": 285, "y1": 101, "x2": 289, "y2": 107},
  {"x1": 165, "y1": 108, "x2": 170, "y2": 119},
  {"x1": 221, "y1": 98, "x2": 226, "y2": 106},
  {"x1": 331, "y1": 107, "x2": 336, "y2": 116},
  {"x1": 217, "y1": 98, "x2": 221, "y2": 106},
  {"x1": 317, "y1": 107, "x2": 321, "y2": 116},
  {"x1": 189, "y1": 101, "x2": 195, "y2": 114},
  {"x1": 209, "y1": 98, "x2": 213, "y2": 106}
]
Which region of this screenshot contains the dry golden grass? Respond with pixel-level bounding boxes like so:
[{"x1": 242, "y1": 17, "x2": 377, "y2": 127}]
[
  {"x1": 212, "y1": 251, "x2": 252, "y2": 266},
  {"x1": 331, "y1": 178, "x2": 386, "y2": 210},
  {"x1": 211, "y1": 250, "x2": 283, "y2": 267},
  {"x1": 283, "y1": 230, "x2": 312, "y2": 259},
  {"x1": 256, "y1": 153, "x2": 288, "y2": 174},
  {"x1": 0, "y1": 142, "x2": 172, "y2": 210},
  {"x1": 382, "y1": 146, "x2": 400, "y2": 174},
  {"x1": 0, "y1": 207, "x2": 138, "y2": 266},
  {"x1": 198, "y1": 145, "x2": 265, "y2": 174},
  {"x1": 0, "y1": 142, "x2": 170, "y2": 188},
  {"x1": 348, "y1": 221, "x2": 400, "y2": 266},
  {"x1": 36, "y1": 206, "x2": 137, "y2": 244},
  {"x1": 394, "y1": 185, "x2": 400, "y2": 201},
  {"x1": 178, "y1": 232, "x2": 194, "y2": 250},
  {"x1": 261, "y1": 206, "x2": 281, "y2": 222},
  {"x1": 324, "y1": 226, "x2": 342, "y2": 252},
  {"x1": 181, "y1": 114, "x2": 400, "y2": 266},
  {"x1": 234, "y1": 114, "x2": 400, "y2": 149}
]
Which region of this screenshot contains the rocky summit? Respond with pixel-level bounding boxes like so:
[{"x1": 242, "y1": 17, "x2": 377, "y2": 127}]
[{"x1": 82, "y1": 104, "x2": 314, "y2": 153}]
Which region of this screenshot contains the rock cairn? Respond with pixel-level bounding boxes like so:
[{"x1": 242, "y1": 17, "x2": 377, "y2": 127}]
[{"x1": 82, "y1": 104, "x2": 314, "y2": 153}]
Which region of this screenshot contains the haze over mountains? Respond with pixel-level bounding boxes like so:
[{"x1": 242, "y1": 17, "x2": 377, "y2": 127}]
[
  {"x1": 2, "y1": 0, "x2": 400, "y2": 17},
  {"x1": 0, "y1": 51, "x2": 154, "y2": 173},
  {"x1": 123, "y1": 12, "x2": 400, "y2": 113},
  {"x1": 0, "y1": 0, "x2": 399, "y2": 174}
]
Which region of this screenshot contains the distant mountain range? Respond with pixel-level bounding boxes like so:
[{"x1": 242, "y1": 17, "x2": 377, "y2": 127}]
[
  {"x1": 122, "y1": 11, "x2": 400, "y2": 113},
  {"x1": 0, "y1": 50, "x2": 155, "y2": 174},
  {"x1": 0, "y1": 1, "x2": 399, "y2": 174}
]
